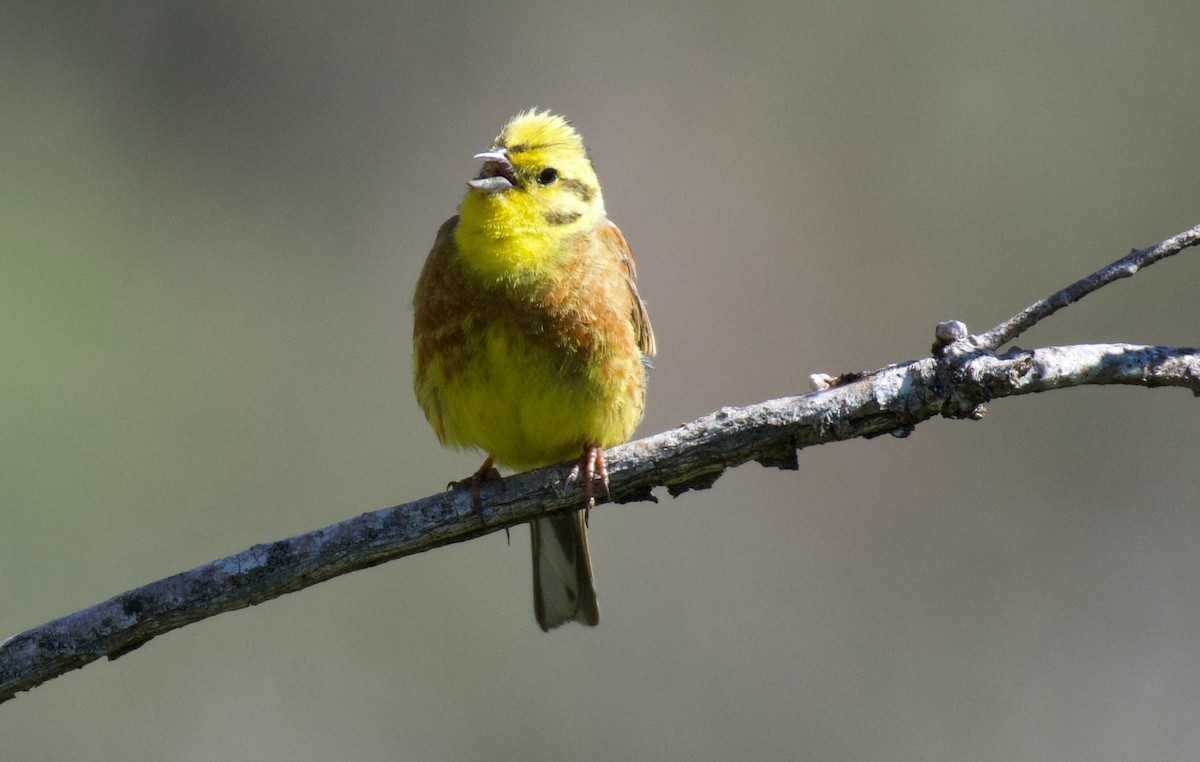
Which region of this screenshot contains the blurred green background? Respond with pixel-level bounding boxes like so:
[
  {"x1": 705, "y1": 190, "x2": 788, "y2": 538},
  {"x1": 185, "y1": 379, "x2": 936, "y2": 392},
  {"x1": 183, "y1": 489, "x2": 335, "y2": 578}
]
[{"x1": 3, "y1": 2, "x2": 1199, "y2": 759}]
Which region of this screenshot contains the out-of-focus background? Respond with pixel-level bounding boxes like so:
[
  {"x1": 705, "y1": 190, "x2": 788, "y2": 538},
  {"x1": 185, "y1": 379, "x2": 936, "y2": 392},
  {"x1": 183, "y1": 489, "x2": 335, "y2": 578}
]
[{"x1": 3, "y1": 2, "x2": 1199, "y2": 759}]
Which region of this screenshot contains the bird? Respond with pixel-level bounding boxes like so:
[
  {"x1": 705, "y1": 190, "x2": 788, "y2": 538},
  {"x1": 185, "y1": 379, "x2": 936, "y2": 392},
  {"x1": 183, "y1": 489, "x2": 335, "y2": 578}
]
[{"x1": 412, "y1": 110, "x2": 655, "y2": 630}]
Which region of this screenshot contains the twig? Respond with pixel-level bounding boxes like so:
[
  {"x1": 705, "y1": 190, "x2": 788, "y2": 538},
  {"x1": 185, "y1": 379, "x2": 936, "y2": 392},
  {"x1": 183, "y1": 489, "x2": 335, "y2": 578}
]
[
  {"x1": 970, "y1": 223, "x2": 1200, "y2": 351},
  {"x1": 2, "y1": 224, "x2": 1198, "y2": 705}
]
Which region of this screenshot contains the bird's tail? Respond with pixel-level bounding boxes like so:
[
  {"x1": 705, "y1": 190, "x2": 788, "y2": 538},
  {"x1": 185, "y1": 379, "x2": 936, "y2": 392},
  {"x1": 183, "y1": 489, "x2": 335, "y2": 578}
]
[{"x1": 531, "y1": 511, "x2": 600, "y2": 631}]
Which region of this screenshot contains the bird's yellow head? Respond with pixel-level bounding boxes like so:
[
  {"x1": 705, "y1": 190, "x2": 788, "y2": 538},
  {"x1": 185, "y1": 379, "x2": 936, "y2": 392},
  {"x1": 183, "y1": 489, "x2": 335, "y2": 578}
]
[{"x1": 455, "y1": 110, "x2": 606, "y2": 280}]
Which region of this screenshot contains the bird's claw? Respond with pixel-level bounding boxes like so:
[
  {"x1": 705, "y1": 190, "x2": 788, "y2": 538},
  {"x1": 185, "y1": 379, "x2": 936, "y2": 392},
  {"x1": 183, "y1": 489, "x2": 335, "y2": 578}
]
[
  {"x1": 566, "y1": 445, "x2": 610, "y2": 525},
  {"x1": 448, "y1": 457, "x2": 501, "y2": 523}
]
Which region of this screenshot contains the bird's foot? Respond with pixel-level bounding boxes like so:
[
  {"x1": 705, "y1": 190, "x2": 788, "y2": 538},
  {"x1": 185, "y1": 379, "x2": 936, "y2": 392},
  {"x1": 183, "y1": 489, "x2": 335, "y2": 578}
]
[
  {"x1": 566, "y1": 444, "x2": 610, "y2": 525},
  {"x1": 448, "y1": 457, "x2": 502, "y2": 524}
]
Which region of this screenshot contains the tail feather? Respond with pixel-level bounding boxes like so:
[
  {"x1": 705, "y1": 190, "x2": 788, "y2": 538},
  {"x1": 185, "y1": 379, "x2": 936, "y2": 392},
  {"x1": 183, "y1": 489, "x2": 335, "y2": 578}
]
[{"x1": 531, "y1": 511, "x2": 600, "y2": 630}]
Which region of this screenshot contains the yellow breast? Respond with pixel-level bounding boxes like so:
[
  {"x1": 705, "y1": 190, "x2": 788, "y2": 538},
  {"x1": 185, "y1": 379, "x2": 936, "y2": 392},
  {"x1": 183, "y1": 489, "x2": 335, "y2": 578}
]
[{"x1": 412, "y1": 217, "x2": 648, "y2": 471}]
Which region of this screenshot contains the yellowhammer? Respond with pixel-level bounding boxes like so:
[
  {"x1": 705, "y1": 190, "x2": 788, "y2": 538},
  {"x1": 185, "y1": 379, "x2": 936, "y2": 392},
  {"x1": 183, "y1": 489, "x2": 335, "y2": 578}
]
[{"x1": 412, "y1": 110, "x2": 655, "y2": 630}]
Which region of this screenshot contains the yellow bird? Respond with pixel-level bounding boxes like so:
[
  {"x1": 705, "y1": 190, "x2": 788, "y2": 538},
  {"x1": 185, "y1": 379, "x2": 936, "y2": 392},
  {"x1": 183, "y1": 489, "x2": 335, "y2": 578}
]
[{"x1": 412, "y1": 111, "x2": 655, "y2": 630}]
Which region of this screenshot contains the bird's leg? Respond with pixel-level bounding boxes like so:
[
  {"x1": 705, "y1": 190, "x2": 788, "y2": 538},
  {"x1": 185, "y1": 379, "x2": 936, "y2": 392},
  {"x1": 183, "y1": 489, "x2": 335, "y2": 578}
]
[
  {"x1": 448, "y1": 456, "x2": 501, "y2": 523},
  {"x1": 566, "y1": 444, "x2": 610, "y2": 524}
]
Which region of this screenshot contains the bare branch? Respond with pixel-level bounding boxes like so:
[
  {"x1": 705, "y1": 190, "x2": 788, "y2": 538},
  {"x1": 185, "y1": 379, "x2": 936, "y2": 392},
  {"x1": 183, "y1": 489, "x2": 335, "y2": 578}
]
[
  {"x1": 2, "y1": 342, "x2": 1196, "y2": 703},
  {"x1": 2, "y1": 224, "x2": 1198, "y2": 705},
  {"x1": 971, "y1": 223, "x2": 1200, "y2": 351}
]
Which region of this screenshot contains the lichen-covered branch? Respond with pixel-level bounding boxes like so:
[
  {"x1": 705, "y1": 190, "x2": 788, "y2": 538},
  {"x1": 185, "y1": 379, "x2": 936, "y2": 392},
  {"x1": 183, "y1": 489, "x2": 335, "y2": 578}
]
[
  {"x1": 2, "y1": 223, "x2": 1197, "y2": 705},
  {"x1": 2, "y1": 341, "x2": 1195, "y2": 704}
]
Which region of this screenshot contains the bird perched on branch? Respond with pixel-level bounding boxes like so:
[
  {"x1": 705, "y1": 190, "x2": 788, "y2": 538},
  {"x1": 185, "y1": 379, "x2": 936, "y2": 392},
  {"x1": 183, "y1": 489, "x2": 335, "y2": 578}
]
[{"x1": 413, "y1": 110, "x2": 655, "y2": 630}]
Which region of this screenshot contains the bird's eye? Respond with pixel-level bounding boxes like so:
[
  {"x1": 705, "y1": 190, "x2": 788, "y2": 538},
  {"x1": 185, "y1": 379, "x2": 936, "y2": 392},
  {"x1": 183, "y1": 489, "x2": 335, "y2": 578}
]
[{"x1": 536, "y1": 167, "x2": 559, "y2": 185}]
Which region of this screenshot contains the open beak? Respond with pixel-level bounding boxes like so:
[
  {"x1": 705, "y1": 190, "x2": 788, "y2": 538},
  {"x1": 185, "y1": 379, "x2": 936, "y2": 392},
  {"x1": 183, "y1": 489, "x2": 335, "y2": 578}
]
[{"x1": 468, "y1": 148, "x2": 518, "y2": 192}]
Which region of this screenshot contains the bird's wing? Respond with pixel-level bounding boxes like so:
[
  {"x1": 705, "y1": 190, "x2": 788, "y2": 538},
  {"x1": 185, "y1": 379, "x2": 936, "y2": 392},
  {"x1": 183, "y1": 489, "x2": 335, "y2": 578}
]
[{"x1": 598, "y1": 219, "x2": 656, "y2": 358}]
